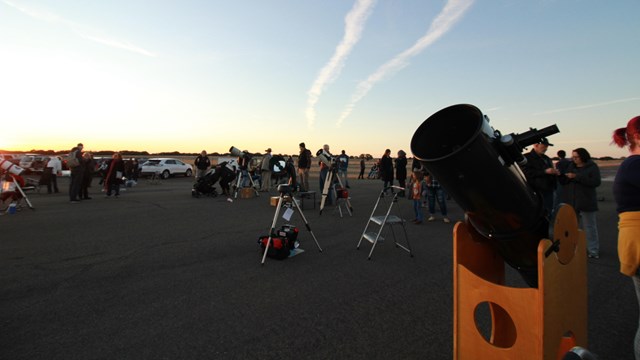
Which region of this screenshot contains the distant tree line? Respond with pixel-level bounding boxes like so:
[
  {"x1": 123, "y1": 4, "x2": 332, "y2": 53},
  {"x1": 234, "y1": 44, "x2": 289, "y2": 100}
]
[{"x1": 0, "y1": 149, "x2": 622, "y2": 161}]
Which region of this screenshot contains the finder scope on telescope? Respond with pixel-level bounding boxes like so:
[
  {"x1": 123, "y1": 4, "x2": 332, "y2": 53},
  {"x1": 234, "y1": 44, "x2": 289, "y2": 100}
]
[{"x1": 410, "y1": 104, "x2": 560, "y2": 287}]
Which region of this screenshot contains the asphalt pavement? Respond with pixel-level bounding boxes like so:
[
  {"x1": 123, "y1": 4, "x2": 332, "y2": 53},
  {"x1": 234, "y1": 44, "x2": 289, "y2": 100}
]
[{"x1": 0, "y1": 169, "x2": 636, "y2": 359}]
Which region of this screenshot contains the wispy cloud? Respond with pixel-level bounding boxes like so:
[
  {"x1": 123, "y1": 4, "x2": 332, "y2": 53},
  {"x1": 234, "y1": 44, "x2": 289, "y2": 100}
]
[
  {"x1": 3, "y1": 0, "x2": 156, "y2": 57},
  {"x1": 336, "y1": 0, "x2": 475, "y2": 127},
  {"x1": 532, "y1": 97, "x2": 640, "y2": 116},
  {"x1": 77, "y1": 33, "x2": 157, "y2": 57},
  {"x1": 305, "y1": 0, "x2": 376, "y2": 128}
]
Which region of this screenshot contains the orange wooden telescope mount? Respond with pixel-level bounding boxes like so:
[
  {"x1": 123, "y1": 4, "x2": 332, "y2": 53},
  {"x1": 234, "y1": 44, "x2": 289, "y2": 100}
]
[{"x1": 453, "y1": 204, "x2": 587, "y2": 360}]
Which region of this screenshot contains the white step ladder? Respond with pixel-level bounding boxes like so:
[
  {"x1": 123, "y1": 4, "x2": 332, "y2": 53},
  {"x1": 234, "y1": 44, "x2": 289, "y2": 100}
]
[{"x1": 357, "y1": 186, "x2": 413, "y2": 259}]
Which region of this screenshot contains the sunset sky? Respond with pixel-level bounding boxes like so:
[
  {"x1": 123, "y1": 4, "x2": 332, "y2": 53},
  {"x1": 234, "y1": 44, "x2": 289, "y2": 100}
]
[{"x1": 1, "y1": 0, "x2": 638, "y2": 158}]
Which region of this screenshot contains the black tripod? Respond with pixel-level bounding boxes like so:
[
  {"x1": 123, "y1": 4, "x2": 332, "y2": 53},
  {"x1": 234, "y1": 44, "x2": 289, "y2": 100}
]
[
  {"x1": 261, "y1": 184, "x2": 322, "y2": 265},
  {"x1": 319, "y1": 164, "x2": 353, "y2": 216}
]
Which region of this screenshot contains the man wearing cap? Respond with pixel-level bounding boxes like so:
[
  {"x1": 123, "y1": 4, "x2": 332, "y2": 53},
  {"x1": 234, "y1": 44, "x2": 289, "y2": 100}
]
[
  {"x1": 297, "y1": 143, "x2": 311, "y2": 192},
  {"x1": 260, "y1": 148, "x2": 273, "y2": 192},
  {"x1": 522, "y1": 138, "x2": 559, "y2": 218}
]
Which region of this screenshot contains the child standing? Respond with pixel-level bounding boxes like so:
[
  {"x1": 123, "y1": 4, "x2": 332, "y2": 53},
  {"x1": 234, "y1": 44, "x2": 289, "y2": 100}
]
[
  {"x1": 410, "y1": 170, "x2": 427, "y2": 224},
  {"x1": 426, "y1": 172, "x2": 450, "y2": 223}
]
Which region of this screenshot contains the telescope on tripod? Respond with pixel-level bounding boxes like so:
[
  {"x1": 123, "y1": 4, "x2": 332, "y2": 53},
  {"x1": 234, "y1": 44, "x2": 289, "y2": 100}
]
[
  {"x1": 0, "y1": 159, "x2": 34, "y2": 210},
  {"x1": 316, "y1": 148, "x2": 353, "y2": 215},
  {"x1": 410, "y1": 104, "x2": 559, "y2": 287},
  {"x1": 229, "y1": 146, "x2": 260, "y2": 198}
]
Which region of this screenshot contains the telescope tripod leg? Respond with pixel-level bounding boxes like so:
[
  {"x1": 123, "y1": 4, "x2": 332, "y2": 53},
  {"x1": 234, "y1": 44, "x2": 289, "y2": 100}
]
[
  {"x1": 319, "y1": 169, "x2": 333, "y2": 215},
  {"x1": 11, "y1": 175, "x2": 34, "y2": 210},
  {"x1": 248, "y1": 172, "x2": 260, "y2": 197},
  {"x1": 233, "y1": 171, "x2": 260, "y2": 199},
  {"x1": 333, "y1": 172, "x2": 353, "y2": 217},
  {"x1": 261, "y1": 193, "x2": 285, "y2": 265},
  {"x1": 291, "y1": 197, "x2": 322, "y2": 252}
]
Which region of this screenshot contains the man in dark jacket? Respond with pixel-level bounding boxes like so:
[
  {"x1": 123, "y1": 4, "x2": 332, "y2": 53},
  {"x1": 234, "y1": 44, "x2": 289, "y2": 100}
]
[
  {"x1": 194, "y1": 150, "x2": 211, "y2": 180},
  {"x1": 522, "y1": 138, "x2": 559, "y2": 217},
  {"x1": 297, "y1": 142, "x2": 312, "y2": 192},
  {"x1": 68, "y1": 143, "x2": 84, "y2": 203}
]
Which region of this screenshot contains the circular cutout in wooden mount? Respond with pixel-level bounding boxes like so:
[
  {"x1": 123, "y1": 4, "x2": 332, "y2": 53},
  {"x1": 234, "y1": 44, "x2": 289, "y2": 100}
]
[{"x1": 553, "y1": 204, "x2": 579, "y2": 265}]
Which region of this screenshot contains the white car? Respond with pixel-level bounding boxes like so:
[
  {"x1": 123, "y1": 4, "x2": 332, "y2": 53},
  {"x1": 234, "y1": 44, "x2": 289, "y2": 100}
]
[{"x1": 140, "y1": 158, "x2": 193, "y2": 179}]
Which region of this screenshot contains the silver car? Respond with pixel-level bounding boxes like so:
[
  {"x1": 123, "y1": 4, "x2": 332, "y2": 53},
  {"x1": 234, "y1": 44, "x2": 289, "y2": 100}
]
[{"x1": 140, "y1": 158, "x2": 193, "y2": 179}]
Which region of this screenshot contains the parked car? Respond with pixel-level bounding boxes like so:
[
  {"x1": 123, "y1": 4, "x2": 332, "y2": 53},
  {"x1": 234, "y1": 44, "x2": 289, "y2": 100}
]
[
  {"x1": 19, "y1": 154, "x2": 49, "y2": 172},
  {"x1": 140, "y1": 158, "x2": 193, "y2": 179},
  {"x1": 0, "y1": 154, "x2": 20, "y2": 165}
]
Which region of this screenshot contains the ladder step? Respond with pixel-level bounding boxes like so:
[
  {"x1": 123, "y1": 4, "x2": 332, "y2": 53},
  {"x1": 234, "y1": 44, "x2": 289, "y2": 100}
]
[
  {"x1": 370, "y1": 215, "x2": 404, "y2": 225},
  {"x1": 363, "y1": 232, "x2": 384, "y2": 244}
]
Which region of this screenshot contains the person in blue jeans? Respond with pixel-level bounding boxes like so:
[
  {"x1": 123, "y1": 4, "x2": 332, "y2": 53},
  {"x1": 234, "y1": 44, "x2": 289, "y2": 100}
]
[
  {"x1": 426, "y1": 173, "x2": 450, "y2": 223},
  {"x1": 410, "y1": 170, "x2": 427, "y2": 224},
  {"x1": 337, "y1": 150, "x2": 349, "y2": 188},
  {"x1": 558, "y1": 147, "x2": 601, "y2": 258}
]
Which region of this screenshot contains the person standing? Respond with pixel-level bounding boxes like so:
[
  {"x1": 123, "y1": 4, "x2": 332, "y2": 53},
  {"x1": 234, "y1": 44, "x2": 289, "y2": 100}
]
[
  {"x1": 410, "y1": 170, "x2": 427, "y2": 224},
  {"x1": 559, "y1": 148, "x2": 601, "y2": 258},
  {"x1": 260, "y1": 148, "x2": 273, "y2": 192},
  {"x1": 337, "y1": 150, "x2": 350, "y2": 188},
  {"x1": 104, "y1": 153, "x2": 125, "y2": 198},
  {"x1": 425, "y1": 172, "x2": 450, "y2": 223},
  {"x1": 380, "y1": 149, "x2": 394, "y2": 194},
  {"x1": 68, "y1": 143, "x2": 84, "y2": 203},
  {"x1": 131, "y1": 158, "x2": 139, "y2": 181},
  {"x1": 553, "y1": 150, "x2": 572, "y2": 211},
  {"x1": 81, "y1": 152, "x2": 96, "y2": 200},
  {"x1": 297, "y1": 142, "x2": 312, "y2": 192},
  {"x1": 612, "y1": 116, "x2": 640, "y2": 359},
  {"x1": 395, "y1": 150, "x2": 408, "y2": 197},
  {"x1": 613, "y1": 116, "x2": 640, "y2": 357},
  {"x1": 358, "y1": 158, "x2": 365, "y2": 179},
  {"x1": 45, "y1": 156, "x2": 62, "y2": 194},
  {"x1": 522, "y1": 138, "x2": 559, "y2": 218},
  {"x1": 194, "y1": 150, "x2": 210, "y2": 181}
]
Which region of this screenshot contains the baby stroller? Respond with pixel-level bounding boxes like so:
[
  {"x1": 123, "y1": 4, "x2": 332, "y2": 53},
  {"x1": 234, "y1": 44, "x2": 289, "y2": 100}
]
[
  {"x1": 367, "y1": 164, "x2": 380, "y2": 179},
  {"x1": 191, "y1": 161, "x2": 236, "y2": 198}
]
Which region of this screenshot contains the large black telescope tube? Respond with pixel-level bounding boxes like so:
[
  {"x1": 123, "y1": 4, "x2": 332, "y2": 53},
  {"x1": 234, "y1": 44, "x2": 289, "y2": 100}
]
[{"x1": 410, "y1": 104, "x2": 550, "y2": 287}]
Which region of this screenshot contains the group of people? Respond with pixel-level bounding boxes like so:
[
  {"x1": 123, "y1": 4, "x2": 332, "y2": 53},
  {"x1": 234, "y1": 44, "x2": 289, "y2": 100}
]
[
  {"x1": 67, "y1": 143, "x2": 131, "y2": 202},
  {"x1": 521, "y1": 138, "x2": 603, "y2": 259},
  {"x1": 373, "y1": 148, "x2": 449, "y2": 225}
]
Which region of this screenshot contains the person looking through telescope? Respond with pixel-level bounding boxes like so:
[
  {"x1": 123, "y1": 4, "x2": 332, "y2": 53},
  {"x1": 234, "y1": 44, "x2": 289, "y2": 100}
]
[{"x1": 522, "y1": 138, "x2": 559, "y2": 218}]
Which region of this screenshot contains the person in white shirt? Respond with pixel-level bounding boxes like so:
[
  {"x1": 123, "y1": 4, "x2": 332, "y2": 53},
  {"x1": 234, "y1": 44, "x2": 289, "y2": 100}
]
[{"x1": 45, "y1": 156, "x2": 62, "y2": 194}]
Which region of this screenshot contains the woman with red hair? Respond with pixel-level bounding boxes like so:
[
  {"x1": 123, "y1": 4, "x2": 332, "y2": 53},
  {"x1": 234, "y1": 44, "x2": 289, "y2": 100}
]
[{"x1": 612, "y1": 115, "x2": 640, "y2": 359}]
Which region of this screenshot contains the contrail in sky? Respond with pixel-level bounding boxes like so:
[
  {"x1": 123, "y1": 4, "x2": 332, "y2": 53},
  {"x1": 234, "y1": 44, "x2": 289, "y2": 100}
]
[
  {"x1": 336, "y1": 0, "x2": 475, "y2": 127},
  {"x1": 532, "y1": 97, "x2": 640, "y2": 116},
  {"x1": 3, "y1": 0, "x2": 156, "y2": 57},
  {"x1": 305, "y1": 0, "x2": 376, "y2": 129}
]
